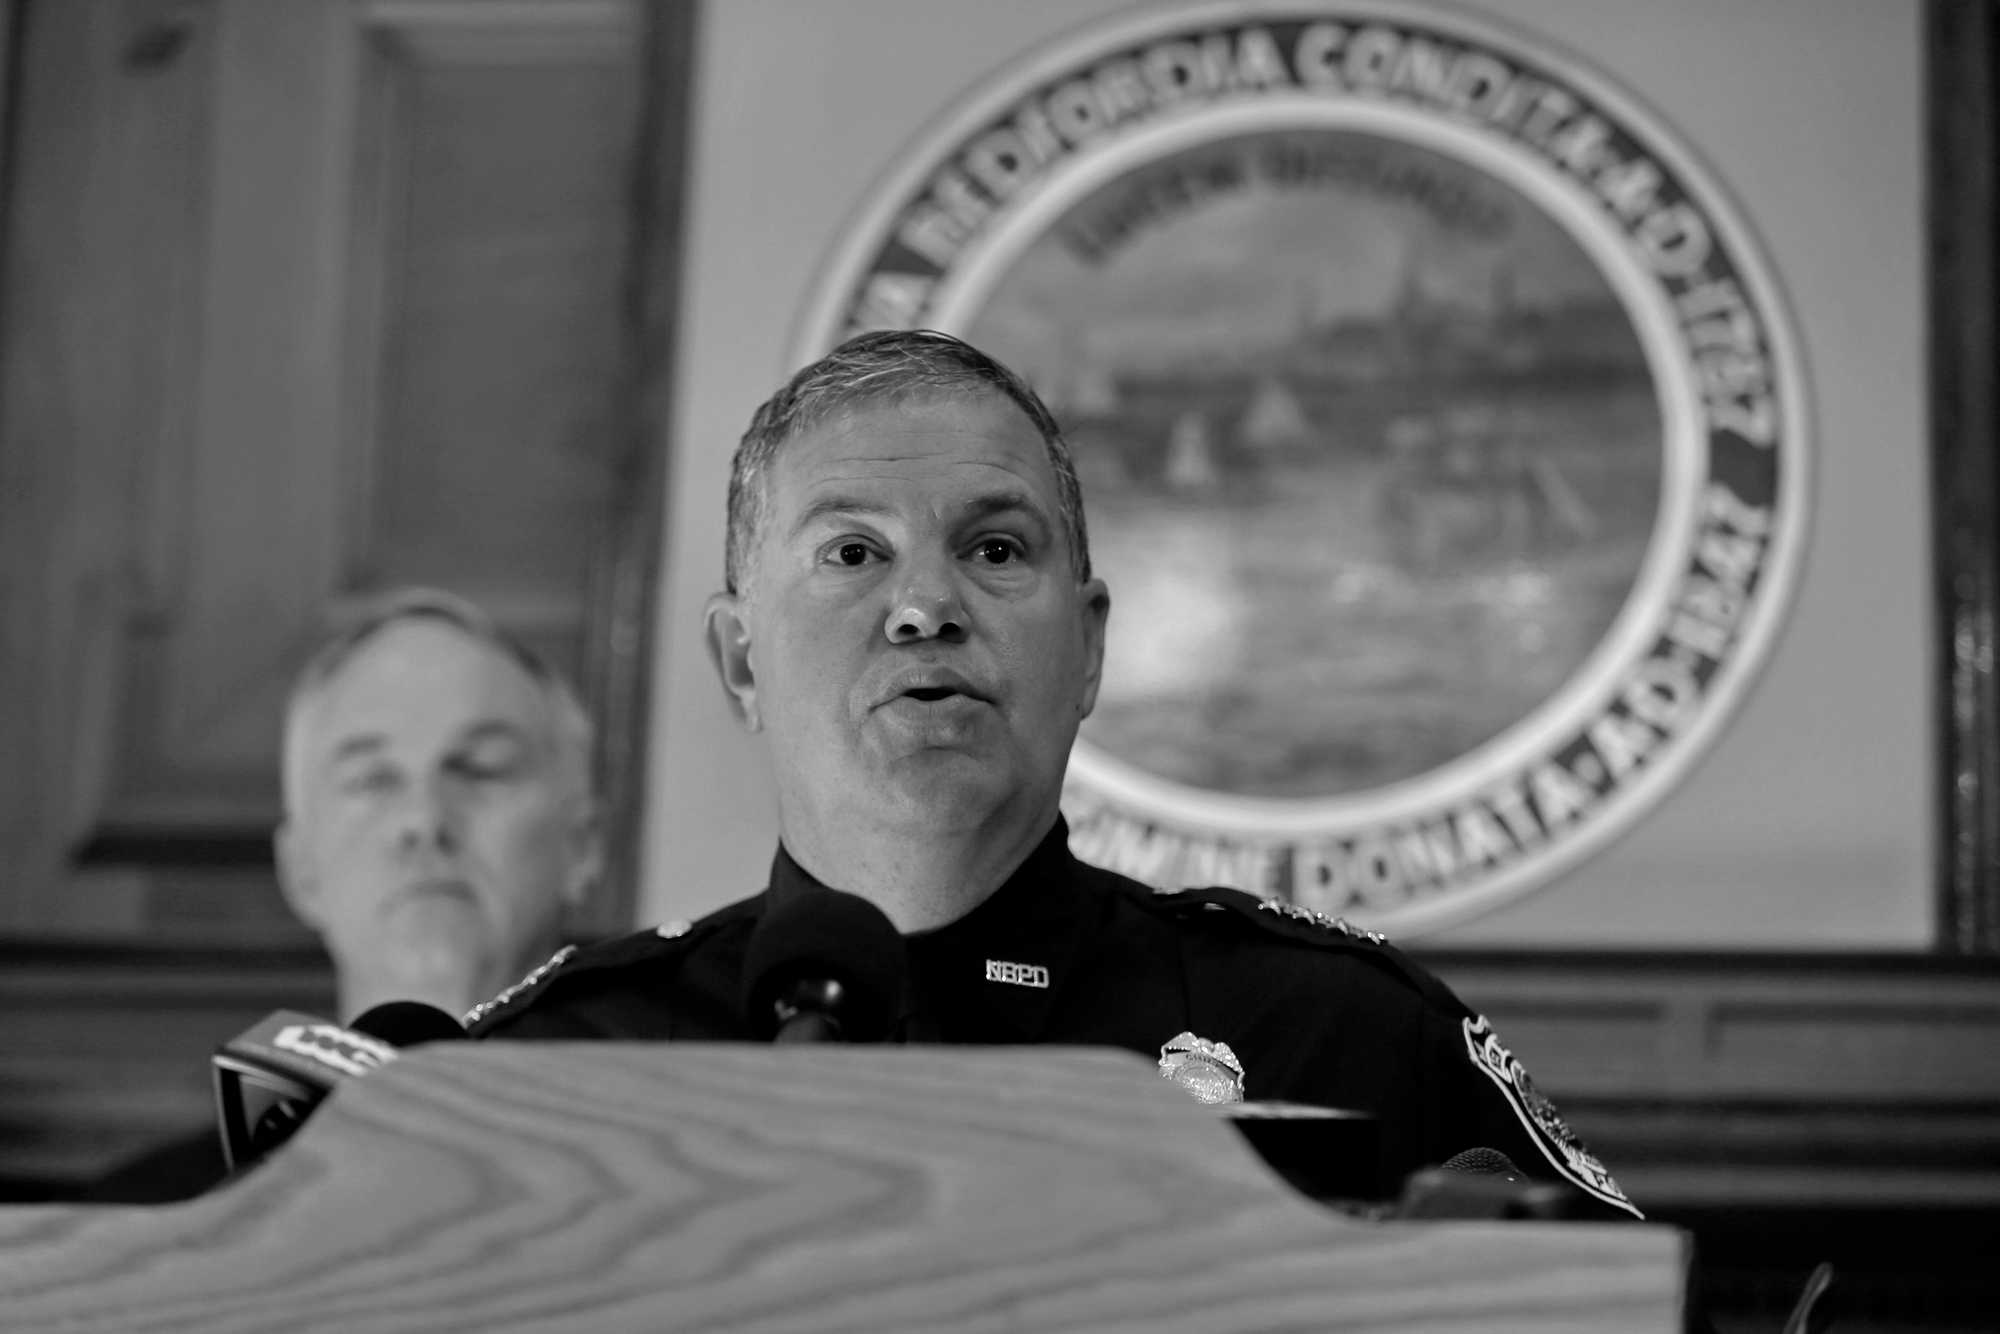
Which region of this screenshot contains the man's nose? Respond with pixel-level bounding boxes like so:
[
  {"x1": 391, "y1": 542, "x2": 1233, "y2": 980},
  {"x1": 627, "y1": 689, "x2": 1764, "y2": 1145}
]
[
  {"x1": 394, "y1": 777, "x2": 461, "y2": 853},
  {"x1": 885, "y1": 560, "x2": 967, "y2": 643}
]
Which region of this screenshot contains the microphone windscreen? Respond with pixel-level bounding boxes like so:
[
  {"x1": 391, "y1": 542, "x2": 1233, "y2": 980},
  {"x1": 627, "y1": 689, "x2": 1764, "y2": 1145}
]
[
  {"x1": 1397, "y1": 1147, "x2": 1569, "y2": 1220},
  {"x1": 349, "y1": 1000, "x2": 468, "y2": 1048},
  {"x1": 1438, "y1": 1145, "x2": 1522, "y2": 1178},
  {"x1": 741, "y1": 884, "x2": 906, "y2": 1041}
]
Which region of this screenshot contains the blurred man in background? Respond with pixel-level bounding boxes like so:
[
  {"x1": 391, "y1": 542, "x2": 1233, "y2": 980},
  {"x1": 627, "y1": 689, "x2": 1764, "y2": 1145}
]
[
  {"x1": 274, "y1": 586, "x2": 602, "y2": 1021},
  {"x1": 90, "y1": 587, "x2": 602, "y2": 1200}
]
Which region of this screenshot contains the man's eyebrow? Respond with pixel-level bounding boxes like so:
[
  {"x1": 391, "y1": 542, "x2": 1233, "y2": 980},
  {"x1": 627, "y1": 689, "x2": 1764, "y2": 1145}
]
[
  {"x1": 324, "y1": 721, "x2": 531, "y2": 767},
  {"x1": 456, "y1": 719, "x2": 532, "y2": 749},
  {"x1": 327, "y1": 734, "x2": 388, "y2": 767},
  {"x1": 786, "y1": 489, "x2": 1053, "y2": 540},
  {"x1": 787, "y1": 494, "x2": 895, "y2": 539},
  {"x1": 957, "y1": 490, "x2": 1050, "y2": 527}
]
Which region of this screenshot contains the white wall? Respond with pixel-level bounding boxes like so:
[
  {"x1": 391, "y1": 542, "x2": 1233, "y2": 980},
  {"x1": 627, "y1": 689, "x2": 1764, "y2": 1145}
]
[{"x1": 640, "y1": 0, "x2": 1931, "y2": 949}]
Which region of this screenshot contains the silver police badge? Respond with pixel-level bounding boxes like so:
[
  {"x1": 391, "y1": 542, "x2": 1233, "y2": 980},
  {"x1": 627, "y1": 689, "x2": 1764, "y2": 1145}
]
[{"x1": 1157, "y1": 1031, "x2": 1246, "y2": 1105}]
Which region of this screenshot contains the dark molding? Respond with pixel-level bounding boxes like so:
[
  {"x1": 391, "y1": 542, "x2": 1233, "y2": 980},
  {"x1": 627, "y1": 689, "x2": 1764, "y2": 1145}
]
[
  {"x1": 1929, "y1": 0, "x2": 2000, "y2": 952},
  {"x1": 579, "y1": 0, "x2": 698, "y2": 938},
  {"x1": 70, "y1": 825, "x2": 275, "y2": 868},
  {"x1": 1410, "y1": 946, "x2": 2000, "y2": 977},
  {"x1": 0, "y1": 939, "x2": 329, "y2": 971}
]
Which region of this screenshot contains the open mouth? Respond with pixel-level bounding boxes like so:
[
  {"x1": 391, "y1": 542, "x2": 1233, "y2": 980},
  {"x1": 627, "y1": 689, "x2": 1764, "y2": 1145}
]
[{"x1": 879, "y1": 668, "x2": 986, "y2": 710}]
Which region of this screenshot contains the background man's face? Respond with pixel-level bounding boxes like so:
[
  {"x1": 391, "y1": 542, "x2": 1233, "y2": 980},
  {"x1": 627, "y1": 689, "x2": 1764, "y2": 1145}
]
[
  {"x1": 277, "y1": 620, "x2": 596, "y2": 1000},
  {"x1": 724, "y1": 391, "x2": 1109, "y2": 836}
]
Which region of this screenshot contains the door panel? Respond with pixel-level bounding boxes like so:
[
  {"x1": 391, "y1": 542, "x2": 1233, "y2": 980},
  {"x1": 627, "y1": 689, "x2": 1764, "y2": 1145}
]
[{"x1": 0, "y1": 0, "x2": 657, "y2": 938}]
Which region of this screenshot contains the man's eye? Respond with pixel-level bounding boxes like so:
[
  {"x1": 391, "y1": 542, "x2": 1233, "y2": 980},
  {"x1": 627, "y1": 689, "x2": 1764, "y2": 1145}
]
[
  {"x1": 451, "y1": 756, "x2": 519, "y2": 783},
  {"x1": 973, "y1": 537, "x2": 1023, "y2": 565},
  {"x1": 823, "y1": 540, "x2": 880, "y2": 567},
  {"x1": 340, "y1": 767, "x2": 400, "y2": 796}
]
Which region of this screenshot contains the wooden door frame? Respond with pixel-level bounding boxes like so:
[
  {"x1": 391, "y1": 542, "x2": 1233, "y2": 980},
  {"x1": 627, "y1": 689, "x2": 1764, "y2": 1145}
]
[
  {"x1": 1929, "y1": 0, "x2": 2000, "y2": 953},
  {"x1": 585, "y1": 0, "x2": 695, "y2": 936}
]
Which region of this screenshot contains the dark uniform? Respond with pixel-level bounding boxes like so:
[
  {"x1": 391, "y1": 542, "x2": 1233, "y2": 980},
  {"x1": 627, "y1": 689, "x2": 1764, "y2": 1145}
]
[{"x1": 468, "y1": 819, "x2": 1639, "y2": 1220}]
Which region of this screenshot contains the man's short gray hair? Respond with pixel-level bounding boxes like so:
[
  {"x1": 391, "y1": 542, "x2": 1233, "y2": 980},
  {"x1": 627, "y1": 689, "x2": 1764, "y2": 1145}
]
[
  {"x1": 279, "y1": 587, "x2": 595, "y2": 819},
  {"x1": 724, "y1": 328, "x2": 1092, "y2": 596}
]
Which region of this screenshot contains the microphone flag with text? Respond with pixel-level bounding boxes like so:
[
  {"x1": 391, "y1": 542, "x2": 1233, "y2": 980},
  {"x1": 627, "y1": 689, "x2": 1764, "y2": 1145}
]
[
  {"x1": 740, "y1": 884, "x2": 907, "y2": 1043},
  {"x1": 212, "y1": 1001, "x2": 466, "y2": 1171}
]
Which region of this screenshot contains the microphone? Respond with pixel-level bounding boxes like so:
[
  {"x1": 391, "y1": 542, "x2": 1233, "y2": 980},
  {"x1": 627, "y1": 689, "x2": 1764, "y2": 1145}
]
[
  {"x1": 1392, "y1": 1147, "x2": 1571, "y2": 1220},
  {"x1": 740, "y1": 885, "x2": 906, "y2": 1043},
  {"x1": 212, "y1": 1002, "x2": 465, "y2": 1171},
  {"x1": 347, "y1": 1000, "x2": 472, "y2": 1048},
  {"x1": 1438, "y1": 1145, "x2": 1523, "y2": 1178}
]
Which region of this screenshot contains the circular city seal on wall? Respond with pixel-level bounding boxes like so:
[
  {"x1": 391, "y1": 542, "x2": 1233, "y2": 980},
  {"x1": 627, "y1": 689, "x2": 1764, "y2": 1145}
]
[{"x1": 794, "y1": 0, "x2": 1808, "y2": 935}]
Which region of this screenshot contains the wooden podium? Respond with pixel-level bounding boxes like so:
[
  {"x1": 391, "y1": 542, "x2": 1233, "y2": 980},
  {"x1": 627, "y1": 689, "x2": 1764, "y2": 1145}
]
[{"x1": 0, "y1": 1044, "x2": 1688, "y2": 1331}]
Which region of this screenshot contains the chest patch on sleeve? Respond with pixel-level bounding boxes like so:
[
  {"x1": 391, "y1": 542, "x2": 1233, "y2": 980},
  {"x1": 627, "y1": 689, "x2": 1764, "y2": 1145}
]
[{"x1": 1461, "y1": 1015, "x2": 1641, "y2": 1218}]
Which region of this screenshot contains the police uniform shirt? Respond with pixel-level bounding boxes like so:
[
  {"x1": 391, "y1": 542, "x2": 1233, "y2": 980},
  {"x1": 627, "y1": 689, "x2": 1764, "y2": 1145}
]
[{"x1": 467, "y1": 819, "x2": 1639, "y2": 1220}]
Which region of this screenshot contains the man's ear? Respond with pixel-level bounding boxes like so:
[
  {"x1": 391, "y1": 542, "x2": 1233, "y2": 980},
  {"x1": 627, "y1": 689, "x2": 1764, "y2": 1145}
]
[
  {"x1": 560, "y1": 800, "x2": 606, "y2": 910},
  {"x1": 703, "y1": 591, "x2": 762, "y2": 732},
  {"x1": 273, "y1": 820, "x2": 325, "y2": 931},
  {"x1": 1077, "y1": 577, "x2": 1112, "y2": 720}
]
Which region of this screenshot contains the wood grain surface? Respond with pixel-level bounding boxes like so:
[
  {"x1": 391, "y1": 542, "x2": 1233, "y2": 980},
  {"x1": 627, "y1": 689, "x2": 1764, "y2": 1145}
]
[{"x1": 0, "y1": 1044, "x2": 1686, "y2": 1332}]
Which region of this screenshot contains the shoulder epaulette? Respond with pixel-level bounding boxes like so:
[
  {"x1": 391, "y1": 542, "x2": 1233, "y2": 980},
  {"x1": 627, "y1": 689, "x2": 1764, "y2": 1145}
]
[
  {"x1": 1146, "y1": 884, "x2": 1387, "y2": 944},
  {"x1": 1142, "y1": 884, "x2": 1471, "y2": 1015},
  {"x1": 463, "y1": 899, "x2": 754, "y2": 1035}
]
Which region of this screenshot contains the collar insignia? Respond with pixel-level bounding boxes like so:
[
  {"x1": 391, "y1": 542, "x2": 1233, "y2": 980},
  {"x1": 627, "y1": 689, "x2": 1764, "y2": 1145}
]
[
  {"x1": 984, "y1": 959, "x2": 1050, "y2": 988},
  {"x1": 1258, "y1": 895, "x2": 1386, "y2": 944},
  {"x1": 461, "y1": 944, "x2": 576, "y2": 1029},
  {"x1": 1157, "y1": 1031, "x2": 1245, "y2": 1105}
]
